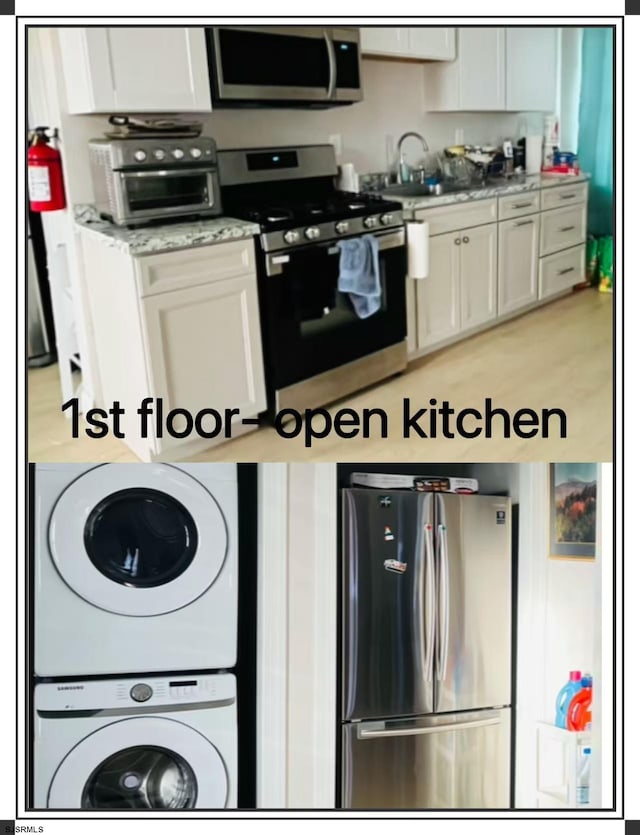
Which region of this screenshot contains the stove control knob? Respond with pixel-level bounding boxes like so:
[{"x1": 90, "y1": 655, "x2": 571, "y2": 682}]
[
  {"x1": 380, "y1": 213, "x2": 395, "y2": 226},
  {"x1": 130, "y1": 683, "x2": 153, "y2": 702},
  {"x1": 363, "y1": 215, "x2": 378, "y2": 229},
  {"x1": 283, "y1": 229, "x2": 301, "y2": 245},
  {"x1": 133, "y1": 149, "x2": 147, "y2": 163},
  {"x1": 335, "y1": 220, "x2": 350, "y2": 234},
  {"x1": 190, "y1": 147, "x2": 203, "y2": 159},
  {"x1": 153, "y1": 148, "x2": 167, "y2": 161},
  {"x1": 171, "y1": 147, "x2": 185, "y2": 160},
  {"x1": 305, "y1": 226, "x2": 321, "y2": 240}
]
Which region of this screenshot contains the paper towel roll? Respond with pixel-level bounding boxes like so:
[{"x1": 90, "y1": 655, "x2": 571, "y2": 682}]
[
  {"x1": 407, "y1": 220, "x2": 430, "y2": 280},
  {"x1": 338, "y1": 163, "x2": 359, "y2": 193},
  {"x1": 526, "y1": 135, "x2": 543, "y2": 174}
]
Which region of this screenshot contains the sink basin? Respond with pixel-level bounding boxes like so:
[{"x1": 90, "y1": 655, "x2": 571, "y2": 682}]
[{"x1": 380, "y1": 182, "x2": 466, "y2": 199}]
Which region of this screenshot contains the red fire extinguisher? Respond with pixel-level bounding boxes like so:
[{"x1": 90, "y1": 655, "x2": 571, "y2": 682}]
[{"x1": 28, "y1": 127, "x2": 67, "y2": 212}]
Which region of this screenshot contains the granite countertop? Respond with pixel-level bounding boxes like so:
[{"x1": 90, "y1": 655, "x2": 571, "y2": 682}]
[
  {"x1": 379, "y1": 173, "x2": 590, "y2": 212},
  {"x1": 74, "y1": 205, "x2": 260, "y2": 256}
]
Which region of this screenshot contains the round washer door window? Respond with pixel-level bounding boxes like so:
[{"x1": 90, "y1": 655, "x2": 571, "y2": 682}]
[
  {"x1": 47, "y1": 717, "x2": 228, "y2": 809},
  {"x1": 49, "y1": 464, "x2": 228, "y2": 616}
]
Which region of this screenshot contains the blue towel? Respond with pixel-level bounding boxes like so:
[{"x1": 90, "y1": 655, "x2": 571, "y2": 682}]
[{"x1": 337, "y1": 235, "x2": 381, "y2": 319}]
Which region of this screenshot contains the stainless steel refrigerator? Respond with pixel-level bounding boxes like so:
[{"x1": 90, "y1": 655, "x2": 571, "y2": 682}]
[{"x1": 341, "y1": 489, "x2": 512, "y2": 809}]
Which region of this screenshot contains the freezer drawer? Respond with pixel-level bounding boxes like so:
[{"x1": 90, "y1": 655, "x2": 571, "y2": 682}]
[{"x1": 342, "y1": 708, "x2": 511, "y2": 809}]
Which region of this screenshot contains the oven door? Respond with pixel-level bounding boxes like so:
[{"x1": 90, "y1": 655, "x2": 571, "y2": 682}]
[
  {"x1": 259, "y1": 228, "x2": 407, "y2": 410},
  {"x1": 116, "y1": 167, "x2": 220, "y2": 223},
  {"x1": 208, "y1": 27, "x2": 361, "y2": 104}
]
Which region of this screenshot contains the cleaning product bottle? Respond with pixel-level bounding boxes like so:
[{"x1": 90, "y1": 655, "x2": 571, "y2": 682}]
[
  {"x1": 555, "y1": 671, "x2": 582, "y2": 728},
  {"x1": 567, "y1": 674, "x2": 593, "y2": 731},
  {"x1": 576, "y1": 746, "x2": 591, "y2": 805}
]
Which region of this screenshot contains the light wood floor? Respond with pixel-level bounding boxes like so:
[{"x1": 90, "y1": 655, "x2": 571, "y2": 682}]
[{"x1": 28, "y1": 289, "x2": 613, "y2": 463}]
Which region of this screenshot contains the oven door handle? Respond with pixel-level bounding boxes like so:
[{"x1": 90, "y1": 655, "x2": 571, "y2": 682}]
[
  {"x1": 118, "y1": 167, "x2": 216, "y2": 178},
  {"x1": 265, "y1": 228, "x2": 406, "y2": 276}
]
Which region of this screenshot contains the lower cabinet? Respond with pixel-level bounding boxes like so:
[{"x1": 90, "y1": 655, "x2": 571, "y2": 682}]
[
  {"x1": 140, "y1": 273, "x2": 266, "y2": 454},
  {"x1": 498, "y1": 214, "x2": 540, "y2": 316},
  {"x1": 416, "y1": 223, "x2": 497, "y2": 350}
]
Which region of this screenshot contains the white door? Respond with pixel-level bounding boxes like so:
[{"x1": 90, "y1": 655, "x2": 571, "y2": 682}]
[
  {"x1": 48, "y1": 464, "x2": 228, "y2": 616},
  {"x1": 140, "y1": 274, "x2": 267, "y2": 455},
  {"x1": 498, "y1": 215, "x2": 540, "y2": 316},
  {"x1": 458, "y1": 28, "x2": 505, "y2": 110},
  {"x1": 416, "y1": 231, "x2": 460, "y2": 349},
  {"x1": 459, "y1": 223, "x2": 498, "y2": 332},
  {"x1": 505, "y1": 27, "x2": 558, "y2": 112},
  {"x1": 48, "y1": 717, "x2": 228, "y2": 809},
  {"x1": 407, "y1": 28, "x2": 455, "y2": 60},
  {"x1": 359, "y1": 27, "x2": 409, "y2": 56}
]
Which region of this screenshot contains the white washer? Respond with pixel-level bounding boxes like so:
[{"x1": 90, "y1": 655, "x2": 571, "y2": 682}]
[
  {"x1": 34, "y1": 673, "x2": 237, "y2": 809},
  {"x1": 34, "y1": 463, "x2": 237, "y2": 677}
]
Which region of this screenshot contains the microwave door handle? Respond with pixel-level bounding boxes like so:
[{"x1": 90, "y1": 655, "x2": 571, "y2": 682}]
[{"x1": 325, "y1": 29, "x2": 337, "y2": 98}]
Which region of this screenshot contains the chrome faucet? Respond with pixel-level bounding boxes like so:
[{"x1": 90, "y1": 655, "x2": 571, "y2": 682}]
[{"x1": 396, "y1": 132, "x2": 430, "y2": 184}]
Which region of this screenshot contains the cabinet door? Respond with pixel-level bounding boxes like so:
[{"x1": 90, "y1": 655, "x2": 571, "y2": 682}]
[
  {"x1": 498, "y1": 215, "x2": 540, "y2": 316},
  {"x1": 360, "y1": 27, "x2": 410, "y2": 56},
  {"x1": 505, "y1": 28, "x2": 558, "y2": 111},
  {"x1": 59, "y1": 27, "x2": 211, "y2": 113},
  {"x1": 407, "y1": 28, "x2": 455, "y2": 60},
  {"x1": 459, "y1": 224, "x2": 498, "y2": 332},
  {"x1": 458, "y1": 28, "x2": 505, "y2": 110},
  {"x1": 416, "y1": 231, "x2": 460, "y2": 349},
  {"x1": 141, "y1": 275, "x2": 266, "y2": 453}
]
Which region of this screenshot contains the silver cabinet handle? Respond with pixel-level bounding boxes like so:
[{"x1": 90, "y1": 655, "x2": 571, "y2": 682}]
[
  {"x1": 462, "y1": 236, "x2": 470, "y2": 243},
  {"x1": 557, "y1": 266, "x2": 576, "y2": 276},
  {"x1": 358, "y1": 717, "x2": 502, "y2": 739},
  {"x1": 559, "y1": 193, "x2": 577, "y2": 199},
  {"x1": 560, "y1": 225, "x2": 576, "y2": 232},
  {"x1": 512, "y1": 201, "x2": 533, "y2": 209},
  {"x1": 454, "y1": 238, "x2": 461, "y2": 245},
  {"x1": 514, "y1": 219, "x2": 534, "y2": 226}
]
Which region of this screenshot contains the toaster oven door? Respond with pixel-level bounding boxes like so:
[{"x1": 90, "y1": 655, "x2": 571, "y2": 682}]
[{"x1": 116, "y1": 167, "x2": 220, "y2": 223}]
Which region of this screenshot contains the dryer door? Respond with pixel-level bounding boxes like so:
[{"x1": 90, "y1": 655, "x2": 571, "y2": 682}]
[
  {"x1": 47, "y1": 716, "x2": 228, "y2": 809},
  {"x1": 49, "y1": 464, "x2": 228, "y2": 616}
]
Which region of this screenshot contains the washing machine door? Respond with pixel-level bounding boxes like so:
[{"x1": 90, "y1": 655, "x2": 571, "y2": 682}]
[
  {"x1": 49, "y1": 464, "x2": 228, "y2": 616},
  {"x1": 47, "y1": 717, "x2": 228, "y2": 809}
]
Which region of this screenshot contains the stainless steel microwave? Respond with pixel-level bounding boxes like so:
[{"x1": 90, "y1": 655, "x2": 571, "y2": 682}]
[{"x1": 205, "y1": 26, "x2": 363, "y2": 107}]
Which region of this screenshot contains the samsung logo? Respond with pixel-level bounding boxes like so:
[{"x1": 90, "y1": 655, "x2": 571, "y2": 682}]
[{"x1": 56, "y1": 685, "x2": 84, "y2": 691}]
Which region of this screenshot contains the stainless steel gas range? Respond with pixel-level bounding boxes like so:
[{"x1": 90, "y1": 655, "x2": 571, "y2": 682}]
[{"x1": 218, "y1": 145, "x2": 407, "y2": 419}]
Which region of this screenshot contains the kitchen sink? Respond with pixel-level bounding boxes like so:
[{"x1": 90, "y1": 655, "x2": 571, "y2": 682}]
[{"x1": 380, "y1": 182, "x2": 469, "y2": 198}]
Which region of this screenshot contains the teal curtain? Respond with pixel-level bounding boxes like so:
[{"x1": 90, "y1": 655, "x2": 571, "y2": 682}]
[{"x1": 577, "y1": 27, "x2": 613, "y2": 236}]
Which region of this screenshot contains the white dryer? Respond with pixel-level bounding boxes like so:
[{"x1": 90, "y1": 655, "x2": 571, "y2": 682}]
[
  {"x1": 34, "y1": 673, "x2": 236, "y2": 809},
  {"x1": 34, "y1": 463, "x2": 237, "y2": 677}
]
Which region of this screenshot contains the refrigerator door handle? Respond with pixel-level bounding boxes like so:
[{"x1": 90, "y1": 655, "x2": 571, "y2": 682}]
[
  {"x1": 357, "y1": 717, "x2": 502, "y2": 739},
  {"x1": 436, "y1": 517, "x2": 450, "y2": 681},
  {"x1": 424, "y1": 524, "x2": 436, "y2": 681}
]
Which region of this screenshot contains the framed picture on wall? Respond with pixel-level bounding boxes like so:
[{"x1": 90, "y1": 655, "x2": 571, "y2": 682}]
[{"x1": 549, "y1": 463, "x2": 597, "y2": 560}]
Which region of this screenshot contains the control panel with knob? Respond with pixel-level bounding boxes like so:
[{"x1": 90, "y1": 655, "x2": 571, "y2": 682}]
[
  {"x1": 130, "y1": 683, "x2": 153, "y2": 702},
  {"x1": 335, "y1": 220, "x2": 350, "y2": 234},
  {"x1": 133, "y1": 149, "x2": 147, "y2": 163},
  {"x1": 171, "y1": 147, "x2": 185, "y2": 160},
  {"x1": 363, "y1": 216, "x2": 378, "y2": 229},
  {"x1": 283, "y1": 229, "x2": 301, "y2": 245},
  {"x1": 153, "y1": 148, "x2": 167, "y2": 161},
  {"x1": 190, "y1": 147, "x2": 203, "y2": 159},
  {"x1": 380, "y1": 213, "x2": 395, "y2": 226},
  {"x1": 305, "y1": 226, "x2": 321, "y2": 240}
]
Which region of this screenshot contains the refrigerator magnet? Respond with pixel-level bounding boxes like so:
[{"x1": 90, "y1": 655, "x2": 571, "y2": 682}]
[
  {"x1": 384, "y1": 525, "x2": 394, "y2": 541},
  {"x1": 383, "y1": 559, "x2": 407, "y2": 574}
]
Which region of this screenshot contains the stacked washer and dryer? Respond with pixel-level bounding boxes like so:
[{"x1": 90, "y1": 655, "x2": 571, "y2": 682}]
[{"x1": 32, "y1": 463, "x2": 239, "y2": 810}]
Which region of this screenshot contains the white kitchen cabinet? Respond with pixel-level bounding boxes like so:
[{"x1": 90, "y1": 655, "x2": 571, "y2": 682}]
[
  {"x1": 58, "y1": 27, "x2": 211, "y2": 114},
  {"x1": 505, "y1": 28, "x2": 558, "y2": 112},
  {"x1": 140, "y1": 274, "x2": 266, "y2": 454},
  {"x1": 459, "y1": 223, "x2": 498, "y2": 331},
  {"x1": 425, "y1": 26, "x2": 558, "y2": 112},
  {"x1": 425, "y1": 28, "x2": 505, "y2": 111},
  {"x1": 361, "y1": 27, "x2": 455, "y2": 60},
  {"x1": 416, "y1": 231, "x2": 460, "y2": 349},
  {"x1": 498, "y1": 214, "x2": 540, "y2": 316}
]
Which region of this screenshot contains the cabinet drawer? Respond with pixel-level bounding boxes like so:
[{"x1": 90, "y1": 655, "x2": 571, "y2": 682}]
[
  {"x1": 415, "y1": 198, "x2": 497, "y2": 236},
  {"x1": 498, "y1": 190, "x2": 540, "y2": 220},
  {"x1": 538, "y1": 244, "x2": 585, "y2": 299},
  {"x1": 135, "y1": 239, "x2": 256, "y2": 297},
  {"x1": 540, "y1": 181, "x2": 588, "y2": 211},
  {"x1": 539, "y1": 204, "x2": 586, "y2": 257}
]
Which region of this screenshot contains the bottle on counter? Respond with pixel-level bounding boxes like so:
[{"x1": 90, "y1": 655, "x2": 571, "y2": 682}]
[
  {"x1": 555, "y1": 670, "x2": 583, "y2": 728},
  {"x1": 576, "y1": 746, "x2": 591, "y2": 806}
]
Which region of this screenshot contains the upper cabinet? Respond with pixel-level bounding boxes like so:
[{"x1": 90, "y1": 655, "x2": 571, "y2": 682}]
[
  {"x1": 361, "y1": 27, "x2": 455, "y2": 61},
  {"x1": 425, "y1": 27, "x2": 558, "y2": 112},
  {"x1": 57, "y1": 27, "x2": 212, "y2": 114}
]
